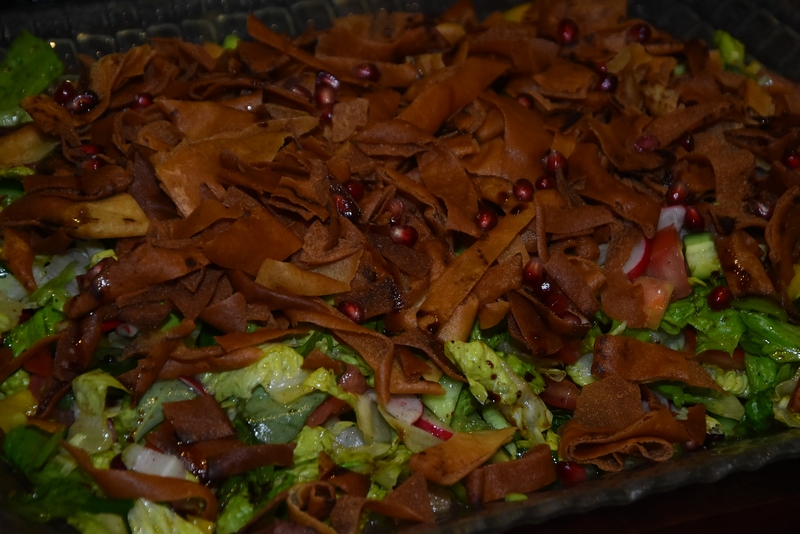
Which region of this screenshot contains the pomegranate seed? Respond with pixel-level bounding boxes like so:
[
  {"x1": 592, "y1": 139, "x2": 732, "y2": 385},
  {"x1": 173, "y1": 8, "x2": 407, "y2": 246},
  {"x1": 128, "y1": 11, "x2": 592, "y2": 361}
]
[
  {"x1": 315, "y1": 84, "x2": 336, "y2": 107},
  {"x1": 475, "y1": 207, "x2": 498, "y2": 231},
  {"x1": 535, "y1": 176, "x2": 556, "y2": 190},
  {"x1": 595, "y1": 62, "x2": 608, "y2": 74},
  {"x1": 784, "y1": 150, "x2": 800, "y2": 169},
  {"x1": 65, "y1": 91, "x2": 99, "y2": 114},
  {"x1": 319, "y1": 105, "x2": 334, "y2": 121},
  {"x1": 596, "y1": 72, "x2": 618, "y2": 92},
  {"x1": 666, "y1": 180, "x2": 689, "y2": 206},
  {"x1": 317, "y1": 71, "x2": 340, "y2": 90},
  {"x1": 53, "y1": 80, "x2": 76, "y2": 104},
  {"x1": 81, "y1": 157, "x2": 106, "y2": 171},
  {"x1": 134, "y1": 92, "x2": 153, "y2": 108},
  {"x1": 352, "y1": 62, "x2": 381, "y2": 82},
  {"x1": 513, "y1": 178, "x2": 534, "y2": 202},
  {"x1": 627, "y1": 22, "x2": 652, "y2": 43},
  {"x1": 707, "y1": 286, "x2": 733, "y2": 311},
  {"x1": 385, "y1": 197, "x2": 406, "y2": 224},
  {"x1": 634, "y1": 134, "x2": 659, "y2": 153},
  {"x1": 547, "y1": 293, "x2": 570, "y2": 316},
  {"x1": 80, "y1": 143, "x2": 103, "y2": 155},
  {"x1": 557, "y1": 461, "x2": 588, "y2": 485},
  {"x1": 751, "y1": 199, "x2": 773, "y2": 220},
  {"x1": 333, "y1": 193, "x2": 358, "y2": 221},
  {"x1": 344, "y1": 179, "x2": 364, "y2": 201},
  {"x1": 338, "y1": 300, "x2": 365, "y2": 323},
  {"x1": 542, "y1": 150, "x2": 568, "y2": 176},
  {"x1": 683, "y1": 205, "x2": 705, "y2": 232},
  {"x1": 389, "y1": 224, "x2": 418, "y2": 247},
  {"x1": 101, "y1": 319, "x2": 121, "y2": 333},
  {"x1": 560, "y1": 310, "x2": 583, "y2": 326},
  {"x1": 517, "y1": 93, "x2": 534, "y2": 109},
  {"x1": 289, "y1": 83, "x2": 312, "y2": 101},
  {"x1": 556, "y1": 18, "x2": 579, "y2": 45},
  {"x1": 522, "y1": 258, "x2": 544, "y2": 286},
  {"x1": 536, "y1": 279, "x2": 554, "y2": 300},
  {"x1": 679, "y1": 134, "x2": 695, "y2": 152},
  {"x1": 682, "y1": 439, "x2": 702, "y2": 452}
]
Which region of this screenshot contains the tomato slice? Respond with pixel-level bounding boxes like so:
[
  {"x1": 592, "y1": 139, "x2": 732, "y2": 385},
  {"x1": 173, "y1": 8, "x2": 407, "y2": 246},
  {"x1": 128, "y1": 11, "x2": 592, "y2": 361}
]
[
  {"x1": 644, "y1": 225, "x2": 691, "y2": 300},
  {"x1": 635, "y1": 276, "x2": 674, "y2": 330},
  {"x1": 539, "y1": 377, "x2": 579, "y2": 410},
  {"x1": 23, "y1": 350, "x2": 53, "y2": 377}
]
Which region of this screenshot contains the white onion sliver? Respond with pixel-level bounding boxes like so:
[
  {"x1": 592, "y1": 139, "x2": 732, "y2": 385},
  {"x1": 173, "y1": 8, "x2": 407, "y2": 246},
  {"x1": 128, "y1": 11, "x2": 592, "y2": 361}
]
[
  {"x1": 657, "y1": 205, "x2": 686, "y2": 232},
  {"x1": 122, "y1": 444, "x2": 187, "y2": 479}
]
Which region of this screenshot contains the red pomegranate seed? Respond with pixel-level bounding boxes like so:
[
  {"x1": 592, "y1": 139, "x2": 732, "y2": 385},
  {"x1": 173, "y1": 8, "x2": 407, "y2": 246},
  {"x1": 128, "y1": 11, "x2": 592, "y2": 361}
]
[
  {"x1": 556, "y1": 18, "x2": 579, "y2": 45},
  {"x1": 682, "y1": 439, "x2": 702, "y2": 452},
  {"x1": 80, "y1": 143, "x2": 103, "y2": 155},
  {"x1": 289, "y1": 83, "x2": 313, "y2": 101},
  {"x1": 82, "y1": 157, "x2": 106, "y2": 171},
  {"x1": 595, "y1": 62, "x2": 608, "y2": 74},
  {"x1": 542, "y1": 150, "x2": 567, "y2": 176},
  {"x1": 557, "y1": 461, "x2": 588, "y2": 485},
  {"x1": 596, "y1": 72, "x2": 618, "y2": 92},
  {"x1": 338, "y1": 300, "x2": 365, "y2": 323},
  {"x1": 560, "y1": 311, "x2": 583, "y2": 326},
  {"x1": 535, "y1": 176, "x2": 556, "y2": 190},
  {"x1": 513, "y1": 178, "x2": 534, "y2": 202},
  {"x1": 134, "y1": 92, "x2": 153, "y2": 108},
  {"x1": 333, "y1": 193, "x2": 358, "y2": 220},
  {"x1": 522, "y1": 257, "x2": 543, "y2": 286},
  {"x1": 101, "y1": 319, "x2": 121, "y2": 333},
  {"x1": 679, "y1": 134, "x2": 695, "y2": 152},
  {"x1": 751, "y1": 199, "x2": 773, "y2": 220},
  {"x1": 319, "y1": 105, "x2": 334, "y2": 122},
  {"x1": 784, "y1": 150, "x2": 800, "y2": 169},
  {"x1": 536, "y1": 279, "x2": 554, "y2": 300},
  {"x1": 547, "y1": 293, "x2": 570, "y2": 316},
  {"x1": 344, "y1": 179, "x2": 364, "y2": 201},
  {"x1": 389, "y1": 224, "x2": 418, "y2": 247},
  {"x1": 627, "y1": 22, "x2": 652, "y2": 43},
  {"x1": 707, "y1": 286, "x2": 733, "y2": 311},
  {"x1": 352, "y1": 62, "x2": 381, "y2": 82},
  {"x1": 666, "y1": 180, "x2": 689, "y2": 206},
  {"x1": 475, "y1": 207, "x2": 498, "y2": 231},
  {"x1": 385, "y1": 197, "x2": 406, "y2": 224},
  {"x1": 517, "y1": 93, "x2": 534, "y2": 109},
  {"x1": 66, "y1": 91, "x2": 99, "y2": 114},
  {"x1": 683, "y1": 205, "x2": 705, "y2": 232},
  {"x1": 53, "y1": 80, "x2": 76, "y2": 105},
  {"x1": 634, "y1": 134, "x2": 659, "y2": 153},
  {"x1": 317, "y1": 71, "x2": 340, "y2": 90},
  {"x1": 315, "y1": 84, "x2": 337, "y2": 107}
]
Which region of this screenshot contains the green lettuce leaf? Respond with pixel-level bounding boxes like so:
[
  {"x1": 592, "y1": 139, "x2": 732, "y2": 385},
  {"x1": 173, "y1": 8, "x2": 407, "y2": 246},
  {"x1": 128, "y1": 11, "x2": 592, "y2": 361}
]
[
  {"x1": 205, "y1": 344, "x2": 311, "y2": 403},
  {"x1": 3, "y1": 302, "x2": 65, "y2": 356},
  {"x1": 744, "y1": 353, "x2": 778, "y2": 395},
  {"x1": 661, "y1": 285, "x2": 745, "y2": 355},
  {"x1": 243, "y1": 386, "x2": 325, "y2": 444},
  {"x1": 739, "y1": 311, "x2": 800, "y2": 362},
  {"x1": 115, "y1": 379, "x2": 196, "y2": 442},
  {"x1": 28, "y1": 261, "x2": 77, "y2": 311},
  {"x1": 127, "y1": 499, "x2": 205, "y2": 534},
  {"x1": 653, "y1": 383, "x2": 745, "y2": 420},
  {"x1": 68, "y1": 370, "x2": 128, "y2": 453},
  {"x1": 68, "y1": 512, "x2": 128, "y2": 534},
  {"x1": 444, "y1": 340, "x2": 518, "y2": 404},
  {"x1": 0, "y1": 32, "x2": 64, "y2": 128}
]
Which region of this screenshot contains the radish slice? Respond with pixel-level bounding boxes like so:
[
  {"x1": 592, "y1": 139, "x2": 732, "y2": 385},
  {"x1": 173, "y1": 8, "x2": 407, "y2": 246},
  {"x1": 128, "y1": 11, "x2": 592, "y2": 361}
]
[
  {"x1": 657, "y1": 205, "x2": 686, "y2": 232},
  {"x1": 121, "y1": 444, "x2": 187, "y2": 479},
  {"x1": 178, "y1": 375, "x2": 207, "y2": 395},
  {"x1": 623, "y1": 235, "x2": 652, "y2": 281},
  {"x1": 413, "y1": 412, "x2": 454, "y2": 441},
  {"x1": 384, "y1": 394, "x2": 424, "y2": 425}
]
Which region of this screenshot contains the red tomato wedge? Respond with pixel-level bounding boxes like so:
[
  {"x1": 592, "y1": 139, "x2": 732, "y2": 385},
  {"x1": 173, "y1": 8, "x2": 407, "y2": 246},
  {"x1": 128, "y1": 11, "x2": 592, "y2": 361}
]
[
  {"x1": 538, "y1": 377, "x2": 579, "y2": 411},
  {"x1": 634, "y1": 276, "x2": 674, "y2": 330},
  {"x1": 23, "y1": 351, "x2": 53, "y2": 377},
  {"x1": 644, "y1": 225, "x2": 691, "y2": 300}
]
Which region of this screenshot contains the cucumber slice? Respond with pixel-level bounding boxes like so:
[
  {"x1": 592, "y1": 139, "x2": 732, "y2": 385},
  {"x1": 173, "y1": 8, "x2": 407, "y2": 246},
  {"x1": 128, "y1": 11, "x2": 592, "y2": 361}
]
[{"x1": 684, "y1": 232, "x2": 721, "y2": 280}]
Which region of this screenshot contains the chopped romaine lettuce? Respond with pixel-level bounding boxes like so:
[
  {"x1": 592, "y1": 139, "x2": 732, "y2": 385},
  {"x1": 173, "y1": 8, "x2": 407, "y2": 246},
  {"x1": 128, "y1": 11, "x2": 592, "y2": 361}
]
[
  {"x1": 661, "y1": 285, "x2": 745, "y2": 355},
  {"x1": 566, "y1": 353, "x2": 595, "y2": 387},
  {"x1": 739, "y1": 310, "x2": 800, "y2": 362},
  {"x1": 421, "y1": 375, "x2": 463, "y2": 423},
  {"x1": 68, "y1": 370, "x2": 128, "y2": 454},
  {"x1": 704, "y1": 365, "x2": 749, "y2": 397},
  {"x1": 0, "y1": 32, "x2": 64, "y2": 128},
  {"x1": 450, "y1": 387, "x2": 491, "y2": 433},
  {"x1": 653, "y1": 383, "x2": 745, "y2": 420},
  {"x1": 3, "y1": 302, "x2": 65, "y2": 356},
  {"x1": 744, "y1": 353, "x2": 778, "y2": 395},
  {"x1": 28, "y1": 261, "x2": 77, "y2": 311},
  {"x1": 128, "y1": 499, "x2": 206, "y2": 534},
  {"x1": 205, "y1": 344, "x2": 311, "y2": 403},
  {"x1": 243, "y1": 386, "x2": 325, "y2": 444},
  {"x1": 444, "y1": 340, "x2": 518, "y2": 404},
  {"x1": 68, "y1": 512, "x2": 128, "y2": 534},
  {"x1": 115, "y1": 379, "x2": 196, "y2": 442}
]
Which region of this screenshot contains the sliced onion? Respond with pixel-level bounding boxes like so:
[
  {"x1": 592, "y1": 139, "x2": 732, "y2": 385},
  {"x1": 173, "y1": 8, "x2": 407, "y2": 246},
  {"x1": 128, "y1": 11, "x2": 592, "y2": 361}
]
[
  {"x1": 657, "y1": 205, "x2": 686, "y2": 232},
  {"x1": 121, "y1": 444, "x2": 187, "y2": 479}
]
